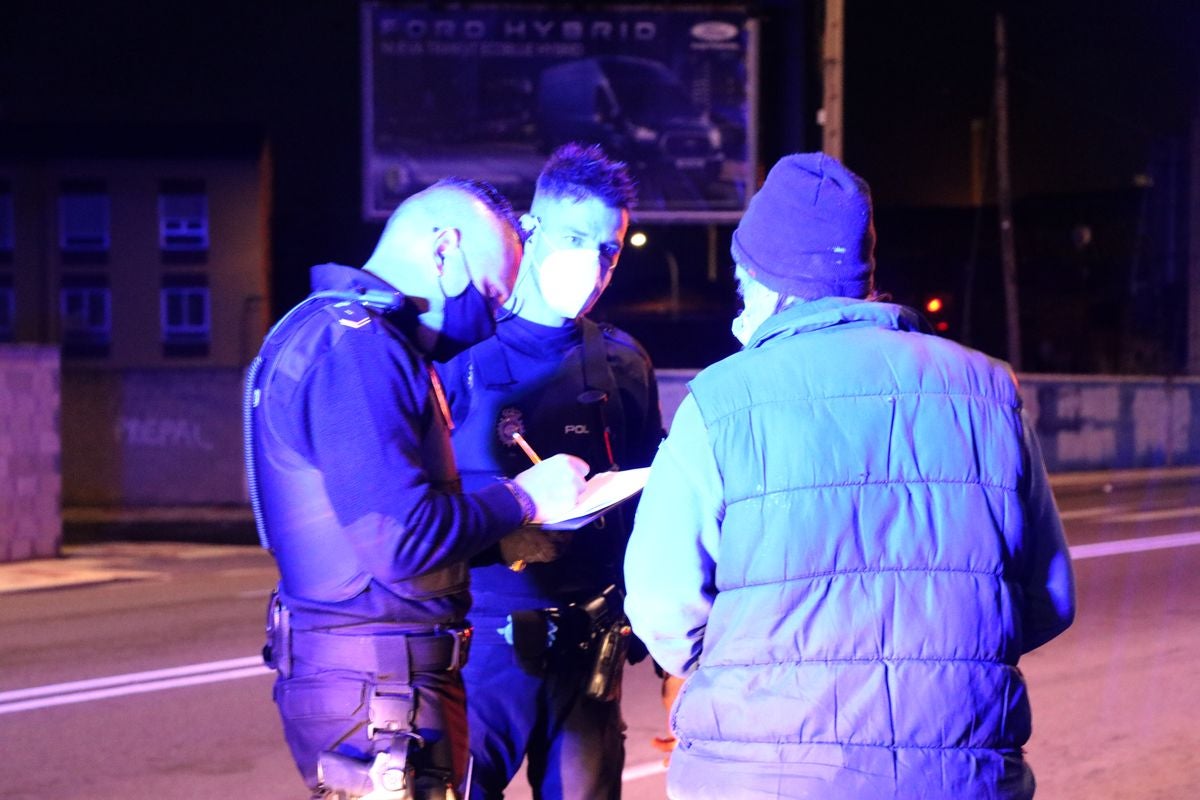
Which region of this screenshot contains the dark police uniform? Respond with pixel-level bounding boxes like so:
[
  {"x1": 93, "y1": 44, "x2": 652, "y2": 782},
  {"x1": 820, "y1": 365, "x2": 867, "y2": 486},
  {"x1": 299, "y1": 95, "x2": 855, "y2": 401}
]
[
  {"x1": 246, "y1": 263, "x2": 525, "y2": 799},
  {"x1": 437, "y1": 314, "x2": 663, "y2": 800}
]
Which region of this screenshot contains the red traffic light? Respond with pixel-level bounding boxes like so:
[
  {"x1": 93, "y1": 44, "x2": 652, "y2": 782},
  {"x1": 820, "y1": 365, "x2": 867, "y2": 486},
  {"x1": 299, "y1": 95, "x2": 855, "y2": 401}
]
[{"x1": 922, "y1": 294, "x2": 952, "y2": 334}]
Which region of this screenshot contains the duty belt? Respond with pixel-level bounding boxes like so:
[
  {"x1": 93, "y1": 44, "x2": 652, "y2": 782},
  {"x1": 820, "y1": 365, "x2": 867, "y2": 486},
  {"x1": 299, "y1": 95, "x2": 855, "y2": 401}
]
[{"x1": 291, "y1": 627, "x2": 471, "y2": 680}]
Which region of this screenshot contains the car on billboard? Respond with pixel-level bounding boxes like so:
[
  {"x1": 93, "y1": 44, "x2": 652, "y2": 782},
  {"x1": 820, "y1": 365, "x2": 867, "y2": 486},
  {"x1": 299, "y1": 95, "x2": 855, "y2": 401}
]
[{"x1": 535, "y1": 56, "x2": 724, "y2": 183}]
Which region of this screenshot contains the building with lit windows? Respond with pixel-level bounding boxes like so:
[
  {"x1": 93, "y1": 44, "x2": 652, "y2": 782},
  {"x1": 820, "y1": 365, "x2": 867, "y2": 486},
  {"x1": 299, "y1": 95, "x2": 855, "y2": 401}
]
[{"x1": 0, "y1": 126, "x2": 271, "y2": 511}]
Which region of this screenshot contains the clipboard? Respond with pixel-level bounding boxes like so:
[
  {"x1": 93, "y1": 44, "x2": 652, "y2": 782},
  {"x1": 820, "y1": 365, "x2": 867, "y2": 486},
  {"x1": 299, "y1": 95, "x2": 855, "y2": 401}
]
[{"x1": 538, "y1": 467, "x2": 651, "y2": 531}]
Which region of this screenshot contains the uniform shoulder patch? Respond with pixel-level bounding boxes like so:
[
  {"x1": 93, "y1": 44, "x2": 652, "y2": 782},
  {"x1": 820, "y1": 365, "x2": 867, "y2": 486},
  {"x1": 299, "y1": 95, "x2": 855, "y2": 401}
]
[{"x1": 326, "y1": 302, "x2": 374, "y2": 330}]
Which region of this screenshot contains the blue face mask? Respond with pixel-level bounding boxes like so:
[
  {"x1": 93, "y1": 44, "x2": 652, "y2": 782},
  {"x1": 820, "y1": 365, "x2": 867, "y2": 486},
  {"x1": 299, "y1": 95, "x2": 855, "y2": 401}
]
[{"x1": 431, "y1": 274, "x2": 498, "y2": 362}]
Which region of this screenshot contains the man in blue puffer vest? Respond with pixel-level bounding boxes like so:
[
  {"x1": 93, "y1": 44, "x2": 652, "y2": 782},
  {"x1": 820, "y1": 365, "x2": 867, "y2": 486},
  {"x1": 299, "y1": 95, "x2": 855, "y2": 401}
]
[{"x1": 625, "y1": 153, "x2": 1076, "y2": 800}]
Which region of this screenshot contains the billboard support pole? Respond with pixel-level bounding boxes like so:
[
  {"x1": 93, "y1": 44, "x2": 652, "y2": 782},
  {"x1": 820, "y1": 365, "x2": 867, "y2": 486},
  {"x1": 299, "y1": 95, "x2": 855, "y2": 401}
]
[{"x1": 821, "y1": 0, "x2": 845, "y2": 160}]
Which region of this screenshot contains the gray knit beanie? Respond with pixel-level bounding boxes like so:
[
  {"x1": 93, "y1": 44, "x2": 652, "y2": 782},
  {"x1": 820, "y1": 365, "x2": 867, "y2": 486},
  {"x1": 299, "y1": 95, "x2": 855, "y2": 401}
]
[{"x1": 731, "y1": 152, "x2": 876, "y2": 299}]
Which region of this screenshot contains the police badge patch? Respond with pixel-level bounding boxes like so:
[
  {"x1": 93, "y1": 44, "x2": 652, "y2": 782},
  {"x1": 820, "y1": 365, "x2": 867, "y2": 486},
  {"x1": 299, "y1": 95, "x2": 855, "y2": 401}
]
[{"x1": 497, "y1": 407, "x2": 526, "y2": 448}]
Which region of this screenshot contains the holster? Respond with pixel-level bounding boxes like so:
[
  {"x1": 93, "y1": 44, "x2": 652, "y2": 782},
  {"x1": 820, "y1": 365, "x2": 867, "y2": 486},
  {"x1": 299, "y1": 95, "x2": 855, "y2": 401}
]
[
  {"x1": 505, "y1": 584, "x2": 631, "y2": 701},
  {"x1": 318, "y1": 749, "x2": 412, "y2": 800},
  {"x1": 317, "y1": 731, "x2": 459, "y2": 800},
  {"x1": 585, "y1": 615, "x2": 631, "y2": 703},
  {"x1": 310, "y1": 642, "x2": 461, "y2": 800},
  {"x1": 263, "y1": 591, "x2": 467, "y2": 798},
  {"x1": 262, "y1": 589, "x2": 292, "y2": 678},
  {"x1": 576, "y1": 585, "x2": 631, "y2": 702}
]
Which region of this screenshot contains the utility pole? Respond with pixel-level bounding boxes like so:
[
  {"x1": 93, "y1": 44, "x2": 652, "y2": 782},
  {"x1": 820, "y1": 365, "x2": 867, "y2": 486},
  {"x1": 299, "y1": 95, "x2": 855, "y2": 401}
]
[
  {"x1": 821, "y1": 0, "x2": 844, "y2": 159},
  {"x1": 994, "y1": 12, "x2": 1022, "y2": 370},
  {"x1": 962, "y1": 116, "x2": 990, "y2": 346}
]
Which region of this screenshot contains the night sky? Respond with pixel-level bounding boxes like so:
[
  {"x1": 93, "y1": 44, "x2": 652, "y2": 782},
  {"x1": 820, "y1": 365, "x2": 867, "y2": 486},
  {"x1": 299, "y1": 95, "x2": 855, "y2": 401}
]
[
  {"x1": 844, "y1": 2, "x2": 1197, "y2": 205},
  {"x1": 5, "y1": 2, "x2": 1194, "y2": 199},
  {"x1": 2, "y1": 1, "x2": 1197, "y2": 368}
]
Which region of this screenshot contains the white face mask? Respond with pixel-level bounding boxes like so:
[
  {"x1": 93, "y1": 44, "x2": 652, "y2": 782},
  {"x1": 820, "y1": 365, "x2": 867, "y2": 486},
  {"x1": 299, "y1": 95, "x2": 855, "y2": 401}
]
[
  {"x1": 731, "y1": 277, "x2": 780, "y2": 346},
  {"x1": 730, "y1": 308, "x2": 757, "y2": 346},
  {"x1": 536, "y1": 247, "x2": 602, "y2": 320}
]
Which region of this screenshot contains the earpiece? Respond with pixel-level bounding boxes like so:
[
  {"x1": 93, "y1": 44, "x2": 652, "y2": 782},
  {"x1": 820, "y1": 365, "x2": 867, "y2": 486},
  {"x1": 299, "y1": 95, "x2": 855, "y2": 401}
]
[{"x1": 518, "y1": 213, "x2": 537, "y2": 244}]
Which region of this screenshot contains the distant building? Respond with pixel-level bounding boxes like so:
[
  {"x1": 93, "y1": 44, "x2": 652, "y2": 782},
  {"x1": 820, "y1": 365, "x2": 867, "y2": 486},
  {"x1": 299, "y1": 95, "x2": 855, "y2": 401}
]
[
  {"x1": 0, "y1": 125, "x2": 271, "y2": 509},
  {"x1": 0, "y1": 124, "x2": 271, "y2": 367}
]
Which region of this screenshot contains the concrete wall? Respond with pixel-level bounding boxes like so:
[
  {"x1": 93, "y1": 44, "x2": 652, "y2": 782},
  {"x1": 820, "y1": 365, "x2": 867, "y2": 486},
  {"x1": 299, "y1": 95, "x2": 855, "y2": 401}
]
[
  {"x1": 0, "y1": 345, "x2": 61, "y2": 562},
  {"x1": 54, "y1": 368, "x2": 1200, "y2": 510},
  {"x1": 656, "y1": 370, "x2": 1200, "y2": 474},
  {"x1": 61, "y1": 367, "x2": 246, "y2": 506},
  {"x1": 1022, "y1": 374, "x2": 1200, "y2": 471}
]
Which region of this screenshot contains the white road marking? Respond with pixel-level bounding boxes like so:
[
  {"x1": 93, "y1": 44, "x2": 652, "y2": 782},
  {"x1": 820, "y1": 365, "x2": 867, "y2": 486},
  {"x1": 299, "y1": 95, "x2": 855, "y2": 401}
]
[
  {"x1": 622, "y1": 759, "x2": 669, "y2": 781},
  {"x1": 1068, "y1": 530, "x2": 1200, "y2": 560},
  {"x1": 1107, "y1": 507, "x2": 1200, "y2": 523},
  {"x1": 1058, "y1": 503, "x2": 1141, "y2": 521},
  {"x1": 0, "y1": 656, "x2": 269, "y2": 715},
  {"x1": 4, "y1": 528, "x2": 1199, "y2": 785}
]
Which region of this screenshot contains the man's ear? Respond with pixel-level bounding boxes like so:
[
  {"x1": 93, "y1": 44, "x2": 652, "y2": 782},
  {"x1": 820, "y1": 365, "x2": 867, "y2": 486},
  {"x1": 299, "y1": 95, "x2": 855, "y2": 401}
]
[{"x1": 432, "y1": 227, "x2": 463, "y2": 274}]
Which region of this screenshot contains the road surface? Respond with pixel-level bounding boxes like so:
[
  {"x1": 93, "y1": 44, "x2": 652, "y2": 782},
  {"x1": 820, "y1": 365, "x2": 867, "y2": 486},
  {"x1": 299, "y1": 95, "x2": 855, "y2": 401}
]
[{"x1": 1, "y1": 470, "x2": 1197, "y2": 799}]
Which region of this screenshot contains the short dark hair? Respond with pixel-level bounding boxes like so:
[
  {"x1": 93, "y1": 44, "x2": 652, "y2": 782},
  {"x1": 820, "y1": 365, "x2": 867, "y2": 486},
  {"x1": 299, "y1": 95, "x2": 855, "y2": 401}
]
[
  {"x1": 536, "y1": 143, "x2": 637, "y2": 210},
  {"x1": 432, "y1": 176, "x2": 520, "y2": 234}
]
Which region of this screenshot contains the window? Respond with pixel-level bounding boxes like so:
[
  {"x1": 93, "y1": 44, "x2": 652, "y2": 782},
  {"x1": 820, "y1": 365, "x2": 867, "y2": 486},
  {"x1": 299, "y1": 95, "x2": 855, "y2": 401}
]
[
  {"x1": 158, "y1": 179, "x2": 209, "y2": 257},
  {"x1": 59, "y1": 180, "x2": 110, "y2": 261},
  {"x1": 0, "y1": 180, "x2": 13, "y2": 263},
  {"x1": 161, "y1": 273, "x2": 210, "y2": 357},
  {"x1": 60, "y1": 273, "x2": 111, "y2": 357},
  {"x1": 0, "y1": 274, "x2": 13, "y2": 342}
]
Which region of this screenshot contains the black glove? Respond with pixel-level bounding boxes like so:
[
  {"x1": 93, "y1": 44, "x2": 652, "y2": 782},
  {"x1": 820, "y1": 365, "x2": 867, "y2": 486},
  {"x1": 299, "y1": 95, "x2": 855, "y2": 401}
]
[{"x1": 498, "y1": 527, "x2": 574, "y2": 570}]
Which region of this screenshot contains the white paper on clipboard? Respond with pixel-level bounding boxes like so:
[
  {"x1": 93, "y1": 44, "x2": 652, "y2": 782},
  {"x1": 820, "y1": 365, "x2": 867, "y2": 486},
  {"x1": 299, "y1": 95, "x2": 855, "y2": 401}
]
[{"x1": 538, "y1": 467, "x2": 651, "y2": 530}]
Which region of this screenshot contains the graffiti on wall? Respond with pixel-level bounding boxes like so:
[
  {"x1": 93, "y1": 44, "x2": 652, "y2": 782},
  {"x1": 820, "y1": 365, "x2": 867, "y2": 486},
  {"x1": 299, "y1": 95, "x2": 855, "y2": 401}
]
[
  {"x1": 1053, "y1": 385, "x2": 1120, "y2": 464},
  {"x1": 1131, "y1": 387, "x2": 1190, "y2": 461},
  {"x1": 117, "y1": 417, "x2": 215, "y2": 451}
]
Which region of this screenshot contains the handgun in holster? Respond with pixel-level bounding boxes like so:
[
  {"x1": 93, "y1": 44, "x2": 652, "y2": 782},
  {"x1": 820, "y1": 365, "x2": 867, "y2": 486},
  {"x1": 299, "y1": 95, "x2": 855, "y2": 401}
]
[
  {"x1": 574, "y1": 584, "x2": 632, "y2": 702},
  {"x1": 506, "y1": 584, "x2": 631, "y2": 702},
  {"x1": 318, "y1": 749, "x2": 414, "y2": 800},
  {"x1": 262, "y1": 589, "x2": 292, "y2": 678},
  {"x1": 263, "y1": 592, "x2": 460, "y2": 799},
  {"x1": 316, "y1": 687, "x2": 459, "y2": 800}
]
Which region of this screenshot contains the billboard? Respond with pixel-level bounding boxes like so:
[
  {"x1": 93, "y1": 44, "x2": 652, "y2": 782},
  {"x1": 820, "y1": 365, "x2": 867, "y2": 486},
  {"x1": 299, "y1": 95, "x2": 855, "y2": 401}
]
[{"x1": 362, "y1": 2, "x2": 758, "y2": 222}]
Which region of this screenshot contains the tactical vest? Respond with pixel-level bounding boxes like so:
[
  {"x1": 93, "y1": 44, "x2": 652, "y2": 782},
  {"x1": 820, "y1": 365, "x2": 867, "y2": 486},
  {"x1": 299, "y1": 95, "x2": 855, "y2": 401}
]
[
  {"x1": 449, "y1": 317, "x2": 631, "y2": 609},
  {"x1": 245, "y1": 290, "x2": 465, "y2": 604},
  {"x1": 456, "y1": 318, "x2": 626, "y2": 481}
]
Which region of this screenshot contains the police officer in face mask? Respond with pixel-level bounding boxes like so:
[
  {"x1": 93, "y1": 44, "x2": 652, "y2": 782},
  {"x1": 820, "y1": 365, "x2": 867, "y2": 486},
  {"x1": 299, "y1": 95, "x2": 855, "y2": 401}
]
[
  {"x1": 436, "y1": 145, "x2": 665, "y2": 800},
  {"x1": 246, "y1": 178, "x2": 589, "y2": 800}
]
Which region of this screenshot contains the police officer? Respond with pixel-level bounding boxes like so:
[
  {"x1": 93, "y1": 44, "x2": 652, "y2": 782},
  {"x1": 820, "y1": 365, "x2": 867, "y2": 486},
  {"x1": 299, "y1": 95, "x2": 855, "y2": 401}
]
[
  {"x1": 246, "y1": 178, "x2": 588, "y2": 800},
  {"x1": 438, "y1": 145, "x2": 664, "y2": 800}
]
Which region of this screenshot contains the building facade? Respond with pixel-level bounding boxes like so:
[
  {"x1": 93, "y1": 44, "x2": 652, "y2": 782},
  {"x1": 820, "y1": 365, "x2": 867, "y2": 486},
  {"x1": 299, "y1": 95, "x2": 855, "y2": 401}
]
[
  {"x1": 0, "y1": 128, "x2": 271, "y2": 510},
  {"x1": 0, "y1": 137, "x2": 270, "y2": 366}
]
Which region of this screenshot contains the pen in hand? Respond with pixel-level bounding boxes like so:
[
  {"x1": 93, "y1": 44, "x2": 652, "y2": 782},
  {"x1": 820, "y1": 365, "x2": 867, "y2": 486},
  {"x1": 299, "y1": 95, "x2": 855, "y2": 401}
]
[{"x1": 511, "y1": 431, "x2": 542, "y2": 465}]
